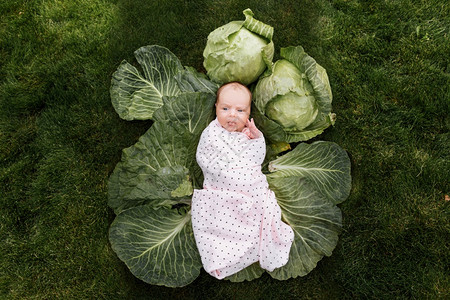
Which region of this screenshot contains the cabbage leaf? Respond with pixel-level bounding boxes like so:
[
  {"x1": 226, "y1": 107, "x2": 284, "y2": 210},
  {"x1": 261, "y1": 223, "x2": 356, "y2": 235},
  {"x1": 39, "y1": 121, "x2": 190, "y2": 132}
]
[
  {"x1": 268, "y1": 178, "x2": 342, "y2": 279},
  {"x1": 268, "y1": 141, "x2": 351, "y2": 204},
  {"x1": 111, "y1": 45, "x2": 218, "y2": 121},
  {"x1": 265, "y1": 142, "x2": 350, "y2": 279},
  {"x1": 108, "y1": 92, "x2": 216, "y2": 214},
  {"x1": 109, "y1": 205, "x2": 201, "y2": 287}
]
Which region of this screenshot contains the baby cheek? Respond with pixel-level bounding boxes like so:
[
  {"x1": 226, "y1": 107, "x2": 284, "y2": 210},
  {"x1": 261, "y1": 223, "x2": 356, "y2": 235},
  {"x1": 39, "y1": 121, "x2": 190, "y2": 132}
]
[{"x1": 242, "y1": 113, "x2": 250, "y2": 125}]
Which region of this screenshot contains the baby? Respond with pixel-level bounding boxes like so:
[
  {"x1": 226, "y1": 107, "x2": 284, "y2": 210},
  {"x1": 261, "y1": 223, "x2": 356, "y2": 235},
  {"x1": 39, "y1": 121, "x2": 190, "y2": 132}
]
[
  {"x1": 191, "y1": 82, "x2": 294, "y2": 279},
  {"x1": 214, "y1": 82, "x2": 260, "y2": 139}
]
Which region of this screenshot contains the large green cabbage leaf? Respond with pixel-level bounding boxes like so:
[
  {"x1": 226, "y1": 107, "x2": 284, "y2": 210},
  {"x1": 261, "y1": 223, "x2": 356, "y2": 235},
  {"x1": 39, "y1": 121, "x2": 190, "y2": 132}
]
[
  {"x1": 109, "y1": 205, "x2": 201, "y2": 287},
  {"x1": 111, "y1": 45, "x2": 218, "y2": 121},
  {"x1": 268, "y1": 141, "x2": 351, "y2": 204},
  {"x1": 108, "y1": 92, "x2": 216, "y2": 214},
  {"x1": 268, "y1": 177, "x2": 342, "y2": 279},
  {"x1": 266, "y1": 142, "x2": 351, "y2": 279}
]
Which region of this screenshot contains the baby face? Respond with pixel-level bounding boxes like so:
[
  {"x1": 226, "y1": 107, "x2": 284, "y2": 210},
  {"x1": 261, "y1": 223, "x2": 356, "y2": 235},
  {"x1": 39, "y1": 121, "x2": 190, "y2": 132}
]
[{"x1": 216, "y1": 85, "x2": 251, "y2": 132}]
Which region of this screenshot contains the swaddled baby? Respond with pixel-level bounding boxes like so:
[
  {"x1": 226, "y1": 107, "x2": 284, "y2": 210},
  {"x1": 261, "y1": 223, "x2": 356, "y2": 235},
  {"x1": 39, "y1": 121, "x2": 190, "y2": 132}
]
[{"x1": 191, "y1": 82, "x2": 294, "y2": 279}]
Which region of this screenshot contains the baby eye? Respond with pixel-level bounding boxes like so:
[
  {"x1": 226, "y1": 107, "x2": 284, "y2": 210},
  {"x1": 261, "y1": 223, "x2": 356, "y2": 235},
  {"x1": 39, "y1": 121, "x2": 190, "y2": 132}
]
[
  {"x1": 238, "y1": 109, "x2": 243, "y2": 112},
  {"x1": 222, "y1": 107, "x2": 228, "y2": 111}
]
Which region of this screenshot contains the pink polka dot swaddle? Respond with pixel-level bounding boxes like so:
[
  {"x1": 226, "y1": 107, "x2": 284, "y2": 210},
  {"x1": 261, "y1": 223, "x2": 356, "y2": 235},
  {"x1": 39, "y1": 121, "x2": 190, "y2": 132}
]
[{"x1": 192, "y1": 118, "x2": 294, "y2": 279}]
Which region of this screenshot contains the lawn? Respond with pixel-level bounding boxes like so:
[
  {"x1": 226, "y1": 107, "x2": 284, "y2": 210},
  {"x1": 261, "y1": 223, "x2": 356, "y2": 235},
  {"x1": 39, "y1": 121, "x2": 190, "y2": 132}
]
[{"x1": 1, "y1": 0, "x2": 448, "y2": 298}]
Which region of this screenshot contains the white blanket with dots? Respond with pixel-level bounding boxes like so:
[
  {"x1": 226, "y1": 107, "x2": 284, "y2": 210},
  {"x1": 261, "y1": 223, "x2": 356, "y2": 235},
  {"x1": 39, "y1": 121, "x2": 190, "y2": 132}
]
[{"x1": 191, "y1": 118, "x2": 294, "y2": 279}]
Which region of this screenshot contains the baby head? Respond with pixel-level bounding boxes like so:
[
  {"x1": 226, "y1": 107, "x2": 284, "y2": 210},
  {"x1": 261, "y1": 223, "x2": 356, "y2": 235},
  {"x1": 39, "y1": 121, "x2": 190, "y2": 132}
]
[{"x1": 215, "y1": 82, "x2": 252, "y2": 132}]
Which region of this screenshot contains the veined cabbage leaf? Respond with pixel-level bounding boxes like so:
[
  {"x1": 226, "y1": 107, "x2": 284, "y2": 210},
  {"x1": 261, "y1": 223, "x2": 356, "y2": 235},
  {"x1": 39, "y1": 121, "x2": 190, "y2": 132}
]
[
  {"x1": 111, "y1": 45, "x2": 218, "y2": 121},
  {"x1": 109, "y1": 205, "x2": 201, "y2": 287},
  {"x1": 268, "y1": 177, "x2": 342, "y2": 279},
  {"x1": 108, "y1": 92, "x2": 216, "y2": 214},
  {"x1": 268, "y1": 141, "x2": 351, "y2": 204},
  {"x1": 266, "y1": 141, "x2": 350, "y2": 279}
]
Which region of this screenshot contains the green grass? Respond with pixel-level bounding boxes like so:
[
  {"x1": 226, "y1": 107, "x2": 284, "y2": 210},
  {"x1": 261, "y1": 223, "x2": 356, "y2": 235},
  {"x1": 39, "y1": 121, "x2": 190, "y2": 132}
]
[{"x1": 1, "y1": 0, "x2": 449, "y2": 298}]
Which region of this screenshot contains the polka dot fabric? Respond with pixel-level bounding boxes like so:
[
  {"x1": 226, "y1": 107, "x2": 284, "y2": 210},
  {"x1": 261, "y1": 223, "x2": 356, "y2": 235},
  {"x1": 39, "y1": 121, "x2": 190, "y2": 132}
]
[{"x1": 192, "y1": 118, "x2": 294, "y2": 279}]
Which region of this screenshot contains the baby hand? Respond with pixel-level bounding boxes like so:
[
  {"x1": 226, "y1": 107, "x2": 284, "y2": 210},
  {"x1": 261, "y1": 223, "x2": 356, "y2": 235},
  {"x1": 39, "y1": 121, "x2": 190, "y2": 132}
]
[{"x1": 242, "y1": 118, "x2": 262, "y2": 139}]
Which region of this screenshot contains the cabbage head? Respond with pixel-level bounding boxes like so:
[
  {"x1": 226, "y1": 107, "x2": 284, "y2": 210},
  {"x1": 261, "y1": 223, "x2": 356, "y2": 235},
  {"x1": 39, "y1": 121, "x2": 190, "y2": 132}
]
[
  {"x1": 253, "y1": 46, "x2": 335, "y2": 143},
  {"x1": 203, "y1": 9, "x2": 274, "y2": 85}
]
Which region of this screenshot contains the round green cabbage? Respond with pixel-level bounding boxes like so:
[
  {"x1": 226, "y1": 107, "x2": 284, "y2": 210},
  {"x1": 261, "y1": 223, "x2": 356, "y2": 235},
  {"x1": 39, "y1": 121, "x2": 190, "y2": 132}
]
[
  {"x1": 263, "y1": 59, "x2": 318, "y2": 130},
  {"x1": 203, "y1": 9, "x2": 274, "y2": 85},
  {"x1": 253, "y1": 46, "x2": 335, "y2": 143},
  {"x1": 266, "y1": 92, "x2": 318, "y2": 130}
]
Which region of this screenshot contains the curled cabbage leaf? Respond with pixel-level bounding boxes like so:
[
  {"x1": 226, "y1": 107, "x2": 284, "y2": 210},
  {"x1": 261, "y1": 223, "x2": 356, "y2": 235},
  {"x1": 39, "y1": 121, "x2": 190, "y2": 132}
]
[{"x1": 111, "y1": 45, "x2": 218, "y2": 121}]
